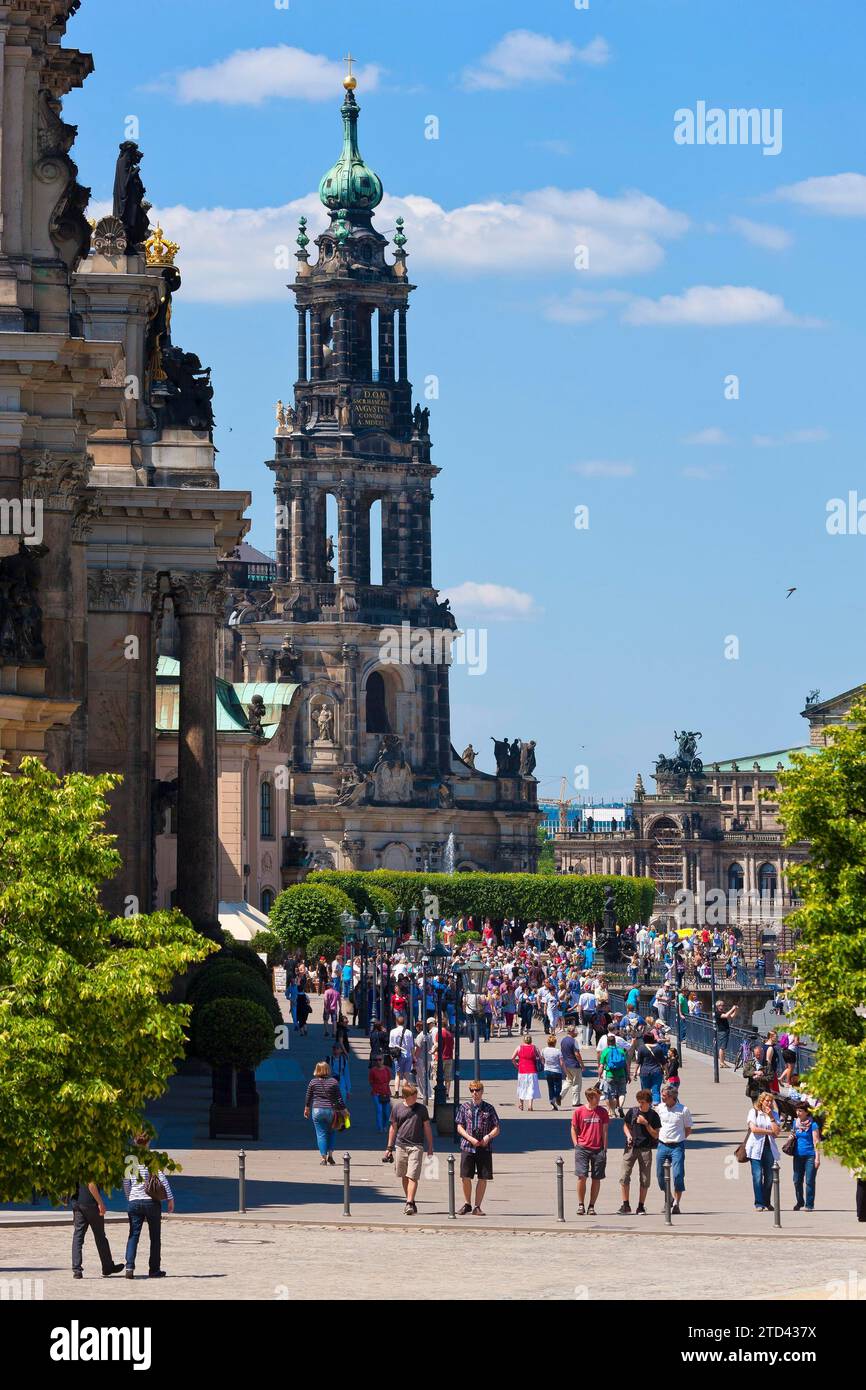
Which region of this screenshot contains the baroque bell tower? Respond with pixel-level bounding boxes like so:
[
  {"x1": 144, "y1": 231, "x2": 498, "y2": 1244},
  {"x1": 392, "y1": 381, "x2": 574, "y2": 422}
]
[{"x1": 230, "y1": 65, "x2": 539, "y2": 876}]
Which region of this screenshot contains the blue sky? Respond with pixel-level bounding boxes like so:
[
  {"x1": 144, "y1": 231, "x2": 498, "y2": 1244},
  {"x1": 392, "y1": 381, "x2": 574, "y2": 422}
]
[{"x1": 67, "y1": 0, "x2": 866, "y2": 800}]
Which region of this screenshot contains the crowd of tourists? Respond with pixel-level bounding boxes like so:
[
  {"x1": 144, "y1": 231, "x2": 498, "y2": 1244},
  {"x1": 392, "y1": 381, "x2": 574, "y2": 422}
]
[{"x1": 287, "y1": 915, "x2": 824, "y2": 1221}]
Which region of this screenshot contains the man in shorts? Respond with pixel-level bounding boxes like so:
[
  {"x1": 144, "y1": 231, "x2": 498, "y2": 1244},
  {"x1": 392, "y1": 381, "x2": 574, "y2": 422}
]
[
  {"x1": 618, "y1": 1088, "x2": 661, "y2": 1215},
  {"x1": 455, "y1": 1081, "x2": 501, "y2": 1216},
  {"x1": 384, "y1": 1082, "x2": 434, "y2": 1215},
  {"x1": 571, "y1": 1086, "x2": 609, "y2": 1215}
]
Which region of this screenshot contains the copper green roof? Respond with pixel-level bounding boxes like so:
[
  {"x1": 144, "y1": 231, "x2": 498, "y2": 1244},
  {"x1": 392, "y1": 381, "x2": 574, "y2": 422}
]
[
  {"x1": 319, "y1": 88, "x2": 383, "y2": 217},
  {"x1": 708, "y1": 746, "x2": 816, "y2": 773},
  {"x1": 155, "y1": 661, "x2": 299, "y2": 740}
]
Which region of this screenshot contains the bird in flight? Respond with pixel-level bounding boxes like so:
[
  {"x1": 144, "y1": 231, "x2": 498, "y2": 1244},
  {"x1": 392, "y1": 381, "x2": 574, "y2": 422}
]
[{"x1": 785, "y1": 587, "x2": 796, "y2": 599}]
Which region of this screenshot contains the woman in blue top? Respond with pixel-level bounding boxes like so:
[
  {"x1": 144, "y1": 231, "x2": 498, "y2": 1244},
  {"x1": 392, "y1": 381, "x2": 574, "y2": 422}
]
[{"x1": 791, "y1": 1103, "x2": 822, "y2": 1211}]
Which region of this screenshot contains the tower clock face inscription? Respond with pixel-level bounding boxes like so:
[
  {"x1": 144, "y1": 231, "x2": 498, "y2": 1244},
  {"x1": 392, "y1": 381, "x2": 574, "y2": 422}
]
[{"x1": 352, "y1": 388, "x2": 391, "y2": 430}]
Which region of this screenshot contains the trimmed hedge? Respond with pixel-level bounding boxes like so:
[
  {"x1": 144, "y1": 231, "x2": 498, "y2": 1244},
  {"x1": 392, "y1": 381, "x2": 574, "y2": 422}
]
[
  {"x1": 189, "y1": 963, "x2": 282, "y2": 1027},
  {"x1": 192, "y1": 998, "x2": 275, "y2": 1071},
  {"x1": 268, "y1": 882, "x2": 354, "y2": 951},
  {"x1": 309, "y1": 869, "x2": 655, "y2": 926},
  {"x1": 248, "y1": 930, "x2": 285, "y2": 968},
  {"x1": 307, "y1": 934, "x2": 341, "y2": 962},
  {"x1": 219, "y1": 938, "x2": 271, "y2": 983}
]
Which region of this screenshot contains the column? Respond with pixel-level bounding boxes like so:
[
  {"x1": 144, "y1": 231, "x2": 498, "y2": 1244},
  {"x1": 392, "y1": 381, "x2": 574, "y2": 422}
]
[
  {"x1": 419, "y1": 489, "x2": 432, "y2": 586},
  {"x1": 342, "y1": 642, "x2": 359, "y2": 766},
  {"x1": 337, "y1": 486, "x2": 356, "y2": 582},
  {"x1": 398, "y1": 308, "x2": 408, "y2": 382},
  {"x1": 170, "y1": 570, "x2": 224, "y2": 940},
  {"x1": 275, "y1": 482, "x2": 290, "y2": 582},
  {"x1": 291, "y1": 491, "x2": 310, "y2": 581},
  {"x1": 310, "y1": 307, "x2": 323, "y2": 380},
  {"x1": 381, "y1": 491, "x2": 400, "y2": 585},
  {"x1": 378, "y1": 308, "x2": 394, "y2": 382},
  {"x1": 333, "y1": 300, "x2": 350, "y2": 377},
  {"x1": 297, "y1": 308, "x2": 308, "y2": 381},
  {"x1": 397, "y1": 489, "x2": 411, "y2": 584},
  {"x1": 423, "y1": 665, "x2": 438, "y2": 771},
  {"x1": 437, "y1": 662, "x2": 451, "y2": 773}
]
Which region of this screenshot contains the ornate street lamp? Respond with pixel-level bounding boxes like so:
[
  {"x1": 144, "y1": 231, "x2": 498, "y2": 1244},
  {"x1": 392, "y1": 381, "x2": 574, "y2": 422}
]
[
  {"x1": 428, "y1": 942, "x2": 450, "y2": 1113},
  {"x1": 455, "y1": 951, "x2": 488, "y2": 1084}
]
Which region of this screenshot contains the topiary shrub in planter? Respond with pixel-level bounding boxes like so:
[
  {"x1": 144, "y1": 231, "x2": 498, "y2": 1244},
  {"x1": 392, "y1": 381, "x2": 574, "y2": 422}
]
[
  {"x1": 193, "y1": 997, "x2": 274, "y2": 1141},
  {"x1": 307, "y1": 934, "x2": 341, "y2": 963},
  {"x1": 188, "y1": 963, "x2": 282, "y2": 1028},
  {"x1": 268, "y1": 882, "x2": 354, "y2": 953}
]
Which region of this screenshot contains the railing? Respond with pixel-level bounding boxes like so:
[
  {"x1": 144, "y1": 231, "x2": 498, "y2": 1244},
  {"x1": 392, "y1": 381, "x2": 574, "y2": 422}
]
[{"x1": 609, "y1": 990, "x2": 816, "y2": 1076}]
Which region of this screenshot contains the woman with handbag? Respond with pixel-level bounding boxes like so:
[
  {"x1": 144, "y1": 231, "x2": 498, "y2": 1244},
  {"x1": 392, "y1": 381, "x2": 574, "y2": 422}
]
[
  {"x1": 745, "y1": 1091, "x2": 781, "y2": 1211},
  {"x1": 789, "y1": 1103, "x2": 822, "y2": 1211},
  {"x1": 512, "y1": 1032, "x2": 542, "y2": 1112},
  {"x1": 304, "y1": 1060, "x2": 343, "y2": 1165},
  {"x1": 123, "y1": 1132, "x2": 174, "y2": 1280}
]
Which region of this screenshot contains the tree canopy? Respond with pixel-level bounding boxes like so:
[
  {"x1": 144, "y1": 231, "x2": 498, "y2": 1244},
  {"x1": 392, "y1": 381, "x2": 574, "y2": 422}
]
[
  {"x1": 0, "y1": 757, "x2": 215, "y2": 1203},
  {"x1": 778, "y1": 697, "x2": 866, "y2": 1175}
]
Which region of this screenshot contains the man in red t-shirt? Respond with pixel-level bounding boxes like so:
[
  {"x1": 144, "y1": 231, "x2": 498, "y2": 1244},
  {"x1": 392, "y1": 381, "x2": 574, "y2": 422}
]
[
  {"x1": 436, "y1": 1023, "x2": 455, "y2": 1099},
  {"x1": 571, "y1": 1086, "x2": 610, "y2": 1215}
]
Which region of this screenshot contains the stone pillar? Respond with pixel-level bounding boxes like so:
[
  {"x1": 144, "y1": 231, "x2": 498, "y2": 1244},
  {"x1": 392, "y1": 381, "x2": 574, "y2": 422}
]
[
  {"x1": 398, "y1": 308, "x2": 408, "y2": 381},
  {"x1": 423, "y1": 665, "x2": 438, "y2": 771},
  {"x1": 337, "y1": 485, "x2": 356, "y2": 581},
  {"x1": 341, "y1": 642, "x2": 359, "y2": 766},
  {"x1": 378, "y1": 308, "x2": 394, "y2": 382},
  {"x1": 437, "y1": 661, "x2": 451, "y2": 774},
  {"x1": 22, "y1": 451, "x2": 89, "y2": 774},
  {"x1": 410, "y1": 488, "x2": 424, "y2": 585},
  {"x1": 170, "y1": 570, "x2": 224, "y2": 939},
  {"x1": 275, "y1": 482, "x2": 290, "y2": 582},
  {"x1": 333, "y1": 300, "x2": 350, "y2": 377},
  {"x1": 310, "y1": 307, "x2": 323, "y2": 380},
  {"x1": 419, "y1": 489, "x2": 432, "y2": 586},
  {"x1": 381, "y1": 491, "x2": 400, "y2": 585},
  {"x1": 291, "y1": 490, "x2": 310, "y2": 581},
  {"x1": 397, "y1": 489, "x2": 411, "y2": 583},
  {"x1": 297, "y1": 307, "x2": 308, "y2": 381}
]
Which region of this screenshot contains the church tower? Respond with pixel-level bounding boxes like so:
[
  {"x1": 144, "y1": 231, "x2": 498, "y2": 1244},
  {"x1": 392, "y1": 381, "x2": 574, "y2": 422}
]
[{"x1": 228, "y1": 68, "x2": 539, "y2": 876}]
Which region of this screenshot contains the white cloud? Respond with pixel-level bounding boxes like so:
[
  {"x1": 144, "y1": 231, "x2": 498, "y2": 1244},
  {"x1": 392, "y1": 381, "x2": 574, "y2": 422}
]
[
  {"x1": 106, "y1": 187, "x2": 686, "y2": 303},
  {"x1": 752, "y1": 428, "x2": 830, "y2": 447},
  {"x1": 461, "y1": 30, "x2": 610, "y2": 91},
  {"x1": 682, "y1": 427, "x2": 731, "y2": 445},
  {"x1": 172, "y1": 45, "x2": 381, "y2": 105},
  {"x1": 623, "y1": 285, "x2": 817, "y2": 327},
  {"x1": 730, "y1": 216, "x2": 792, "y2": 251},
  {"x1": 571, "y1": 460, "x2": 635, "y2": 477},
  {"x1": 774, "y1": 173, "x2": 866, "y2": 217},
  {"x1": 442, "y1": 582, "x2": 539, "y2": 621}
]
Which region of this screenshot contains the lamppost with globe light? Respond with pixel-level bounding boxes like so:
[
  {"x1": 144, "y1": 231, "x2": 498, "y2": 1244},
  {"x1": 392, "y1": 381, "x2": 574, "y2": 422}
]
[
  {"x1": 455, "y1": 951, "x2": 489, "y2": 1085},
  {"x1": 340, "y1": 910, "x2": 360, "y2": 1025}
]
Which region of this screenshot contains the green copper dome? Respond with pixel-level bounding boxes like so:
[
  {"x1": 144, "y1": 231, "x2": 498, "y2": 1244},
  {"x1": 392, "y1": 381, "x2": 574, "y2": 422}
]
[{"x1": 319, "y1": 88, "x2": 383, "y2": 215}]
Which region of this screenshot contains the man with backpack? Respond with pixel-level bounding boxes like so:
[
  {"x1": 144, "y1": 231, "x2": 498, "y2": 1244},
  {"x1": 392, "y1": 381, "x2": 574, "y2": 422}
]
[
  {"x1": 388, "y1": 1014, "x2": 415, "y2": 1095},
  {"x1": 599, "y1": 1033, "x2": 630, "y2": 1118}
]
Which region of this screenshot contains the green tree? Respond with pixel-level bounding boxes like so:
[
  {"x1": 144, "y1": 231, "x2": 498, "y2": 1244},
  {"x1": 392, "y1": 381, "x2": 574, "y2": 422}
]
[
  {"x1": 268, "y1": 882, "x2": 354, "y2": 952},
  {"x1": 536, "y1": 826, "x2": 557, "y2": 875},
  {"x1": 778, "y1": 698, "x2": 866, "y2": 1174},
  {"x1": 0, "y1": 757, "x2": 215, "y2": 1204}
]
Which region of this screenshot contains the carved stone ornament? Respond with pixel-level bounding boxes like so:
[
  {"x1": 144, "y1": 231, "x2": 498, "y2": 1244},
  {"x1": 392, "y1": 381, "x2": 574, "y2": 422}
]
[
  {"x1": 22, "y1": 451, "x2": 88, "y2": 512},
  {"x1": 87, "y1": 568, "x2": 136, "y2": 611},
  {"x1": 71, "y1": 492, "x2": 102, "y2": 542},
  {"x1": 92, "y1": 214, "x2": 128, "y2": 257},
  {"x1": 169, "y1": 569, "x2": 227, "y2": 617}
]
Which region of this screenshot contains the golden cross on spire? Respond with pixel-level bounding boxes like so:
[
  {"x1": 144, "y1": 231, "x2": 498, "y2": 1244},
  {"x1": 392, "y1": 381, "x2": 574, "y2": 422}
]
[{"x1": 343, "y1": 51, "x2": 358, "y2": 90}]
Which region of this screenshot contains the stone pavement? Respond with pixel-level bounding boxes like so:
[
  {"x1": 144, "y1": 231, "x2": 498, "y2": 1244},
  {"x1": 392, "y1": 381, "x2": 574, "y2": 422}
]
[{"x1": 1, "y1": 992, "x2": 862, "y2": 1299}]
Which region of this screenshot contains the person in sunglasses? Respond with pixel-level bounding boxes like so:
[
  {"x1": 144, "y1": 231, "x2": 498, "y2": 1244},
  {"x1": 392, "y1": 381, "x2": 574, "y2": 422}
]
[{"x1": 455, "y1": 1082, "x2": 501, "y2": 1216}]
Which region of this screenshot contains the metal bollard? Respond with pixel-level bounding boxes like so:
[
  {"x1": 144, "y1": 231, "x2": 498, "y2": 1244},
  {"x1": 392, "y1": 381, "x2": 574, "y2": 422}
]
[
  {"x1": 663, "y1": 1156, "x2": 672, "y2": 1225},
  {"x1": 556, "y1": 1156, "x2": 565, "y2": 1223},
  {"x1": 343, "y1": 1153, "x2": 352, "y2": 1216},
  {"x1": 447, "y1": 1154, "x2": 456, "y2": 1219},
  {"x1": 772, "y1": 1162, "x2": 781, "y2": 1228},
  {"x1": 238, "y1": 1149, "x2": 246, "y2": 1214}
]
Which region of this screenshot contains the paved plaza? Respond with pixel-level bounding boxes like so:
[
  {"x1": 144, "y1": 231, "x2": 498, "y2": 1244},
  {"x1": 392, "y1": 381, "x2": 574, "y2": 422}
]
[{"x1": 1, "y1": 996, "x2": 862, "y2": 1300}]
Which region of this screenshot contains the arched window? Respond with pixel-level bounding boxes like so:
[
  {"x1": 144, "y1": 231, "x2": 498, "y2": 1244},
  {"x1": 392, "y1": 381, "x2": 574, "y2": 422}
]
[
  {"x1": 261, "y1": 888, "x2": 275, "y2": 915},
  {"x1": 366, "y1": 670, "x2": 390, "y2": 733},
  {"x1": 758, "y1": 863, "x2": 777, "y2": 898},
  {"x1": 260, "y1": 780, "x2": 273, "y2": 839},
  {"x1": 728, "y1": 862, "x2": 744, "y2": 893}
]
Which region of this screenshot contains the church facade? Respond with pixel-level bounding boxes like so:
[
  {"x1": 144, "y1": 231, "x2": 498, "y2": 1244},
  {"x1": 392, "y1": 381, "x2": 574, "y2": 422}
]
[{"x1": 223, "y1": 72, "x2": 540, "y2": 878}]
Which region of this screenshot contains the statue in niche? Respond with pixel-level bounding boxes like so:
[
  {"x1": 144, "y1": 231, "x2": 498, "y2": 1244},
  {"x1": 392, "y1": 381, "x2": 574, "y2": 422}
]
[
  {"x1": 519, "y1": 739, "x2": 537, "y2": 778},
  {"x1": 0, "y1": 545, "x2": 46, "y2": 661},
  {"x1": 461, "y1": 743, "x2": 477, "y2": 768},
  {"x1": 371, "y1": 734, "x2": 413, "y2": 803},
  {"x1": 315, "y1": 704, "x2": 333, "y2": 742},
  {"x1": 336, "y1": 391, "x2": 351, "y2": 429},
  {"x1": 325, "y1": 534, "x2": 335, "y2": 570},
  {"x1": 112, "y1": 141, "x2": 151, "y2": 249},
  {"x1": 321, "y1": 318, "x2": 334, "y2": 375}
]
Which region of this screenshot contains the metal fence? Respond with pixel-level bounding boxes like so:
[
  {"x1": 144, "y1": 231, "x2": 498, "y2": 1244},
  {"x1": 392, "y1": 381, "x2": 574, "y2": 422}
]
[{"x1": 608, "y1": 990, "x2": 815, "y2": 1075}]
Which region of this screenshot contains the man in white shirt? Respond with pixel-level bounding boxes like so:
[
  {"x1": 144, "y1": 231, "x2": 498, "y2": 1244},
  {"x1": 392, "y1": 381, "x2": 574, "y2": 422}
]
[
  {"x1": 655, "y1": 1083, "x2": 693, "y2": 1214},
  {"x1": 389, "y1": 1016, "x2": 416, "y2": 1092},
  {"x1": 578, "y1": 988, "x2": 597, "y2": 1046}
]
